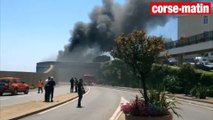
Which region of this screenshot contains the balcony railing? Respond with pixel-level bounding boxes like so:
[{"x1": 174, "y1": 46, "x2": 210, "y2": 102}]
[{"x1": 164, "y1": 31, "x2": 213, "y2": 49}]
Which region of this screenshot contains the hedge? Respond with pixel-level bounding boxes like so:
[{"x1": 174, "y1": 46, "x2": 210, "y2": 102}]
[
  {"x1": 148, "y1": 64, "x2": 213, "y2": 96},
  {"x1": 99, "y1": 60, "x2": 213, "y2": 96},
  {"x1": 149, "y1": 64, "x2": 213, "y2": 87}
]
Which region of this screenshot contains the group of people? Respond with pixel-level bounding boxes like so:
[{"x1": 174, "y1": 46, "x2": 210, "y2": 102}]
[
  {"x1": 44, "y1": 76, "x2": 56, "y2": 102},
  {"x1": 37, "y1": 76, "x2": 84, "y2": 108},
  {"x1": 69, "y1": 77, "x2": 79, "y2": 93},
  {"x1": 37, "y1": 76, "x2": 56, "y2": 102}
]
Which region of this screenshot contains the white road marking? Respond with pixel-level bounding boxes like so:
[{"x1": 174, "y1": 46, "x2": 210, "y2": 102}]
[
  {"x1": 38, "y1": 87, "x2": 91, "y2": 115},
  {"x1": 121, "y1": 97, "x2": 128, "y2": 103},
  {"x1": 109, "y1": 97, "x2": 128, "y2": 120}
]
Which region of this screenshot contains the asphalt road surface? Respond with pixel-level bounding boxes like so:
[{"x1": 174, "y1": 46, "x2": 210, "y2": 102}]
[
  {"x1": 173, "y1": 101, "x2": 213, "y2": 120},
  {"x1": 3, "y1": 85, "x2": 213, "y2": 120},
  {"x1": 20, "y1": 86, "x2": 125, "y2": 120}
]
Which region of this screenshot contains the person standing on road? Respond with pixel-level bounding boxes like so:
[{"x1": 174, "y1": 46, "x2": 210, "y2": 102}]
[
  {"x1": 48, "y1": 76, "x2": 56, "y2": 102},
  {"x1": 44, "y1": 77, "x2": 51, "y2": 102},
  {"x1": 37, "y1": 79, "x2": 43, "y2": 94},
  {"x1": 74, "y1": 78, "x2": 78, "y2": 92},
  {"x1": 70, "y1": 77, "x2": 74, "y2": 93},
  {"x1": 77, "y1": 78, "x2": 84, "y2": 108}
]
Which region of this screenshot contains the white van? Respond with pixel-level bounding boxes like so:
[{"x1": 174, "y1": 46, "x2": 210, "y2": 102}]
[
  {"x1": 204, "y1": 52, "x2": 213, "y2": 62},
  {"x1": 194, "y1": 57, "x2": 209, "y2": 65}
]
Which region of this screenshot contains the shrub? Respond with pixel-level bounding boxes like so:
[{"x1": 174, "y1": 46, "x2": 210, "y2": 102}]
[
  {"x1": 121, "y1": 90, "x2": 180, "y2": 117},
  {"x1": 147, "y1": 64, "x2": 180, "y2": 86},
  {"x1": 99, "y1": 59, "x2": 138, "y2": 87},
  {"x1": 179, "y1": 63, "x2": 196, "y2": 95},
  {"x1": 150, "y1": 64, "x2": 213, "y2": 97},
  {"x1": 190, "y1": 83, "x2": 208, "y2": 99},
  {"x1": 120, "y1": 96, "x2": 150, "y2": 116},
  {"x1": 121, "y1": 96, "x2": 171, "y2": 117},
  {"x1": 100, "y1": 62, "x2": 213, "y2": 97},
  {"x1": 163, "y1": 75, "x2": 183, "y2": 93},
  {"x1": 196, "y1": 70, "x2": 213, "y2": 86},
  {"x1": 206, "y1": 86, "x2": 213, "y2": 97},
  {"x1": 190, "y1": 87, "x2": 197, "y2": 97}
]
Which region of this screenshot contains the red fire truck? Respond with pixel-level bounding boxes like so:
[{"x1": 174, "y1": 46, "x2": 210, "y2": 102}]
[{"x1": 83, "y1": 74, "x2": 96, "y2": 86}]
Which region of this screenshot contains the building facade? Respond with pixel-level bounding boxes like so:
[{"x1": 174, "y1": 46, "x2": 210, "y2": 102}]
[
  {"x1": 36, "y1": 61, "x2": 101, "y2": 82},
  {"x1": 178, "y1": 9, "x2": 213, "y2": 38},
  {"x1": 161, "y1": 9, "x2": 213, "y2": 64}
]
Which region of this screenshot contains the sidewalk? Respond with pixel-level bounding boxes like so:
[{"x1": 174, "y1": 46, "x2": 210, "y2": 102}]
[
  {"x1": 0, "y1": 93, "x2": 78, "y2": 120},
  {"x1": 173, "y1": 94, "x2": 213, "y2": 108}
]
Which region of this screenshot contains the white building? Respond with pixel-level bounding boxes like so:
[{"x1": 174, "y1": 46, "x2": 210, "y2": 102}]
[
  {"x1": 162, "y1": 9, "x2": 213, "y2": 64},
  {"x1": 178, "y1": 10, "x2": 213, "y2": 62},
  {"x1": 178, "y1": 12, "x2": 213, "y2": 38}
]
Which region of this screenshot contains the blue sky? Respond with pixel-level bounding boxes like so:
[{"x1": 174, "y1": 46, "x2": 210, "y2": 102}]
[{"x1": 0, "y1": 0, "x2": 177, "y2": 72}]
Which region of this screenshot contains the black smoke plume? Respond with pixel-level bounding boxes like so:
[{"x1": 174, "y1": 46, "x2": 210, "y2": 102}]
[{"x1": 57, "y1": 0, "x2": 209, "y2": 62}]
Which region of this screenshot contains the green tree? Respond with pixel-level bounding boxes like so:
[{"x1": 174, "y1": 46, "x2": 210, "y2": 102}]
[
  {"x1": 112, "y1": 30, "x2": 164, "y2": 106},
  {"x1": 100, "y1": 59, "x2": 138, "y2": 87}
]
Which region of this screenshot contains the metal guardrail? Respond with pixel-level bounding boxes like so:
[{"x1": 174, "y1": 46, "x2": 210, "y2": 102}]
[{"x1": 165, "y1": 31, "x2": 213, "y2": 49}]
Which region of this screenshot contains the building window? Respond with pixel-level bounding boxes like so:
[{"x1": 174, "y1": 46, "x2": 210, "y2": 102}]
[{"x1": 203, "y1": 16, "x2": 208, "y2": 24}]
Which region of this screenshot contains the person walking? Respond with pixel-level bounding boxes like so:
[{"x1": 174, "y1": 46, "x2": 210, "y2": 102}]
[
  {"x1": 48, "y1": 76, "x2": 56, "y2": 102},
  {"x1": 37, "y1": 79, "x2": 43, "y2": 94},
  {"x1": 77, "y1": 78, "x2": 84, "y2": 108},
  {"x1": 74, "y1": 78, "x2": 78, "y2": 93},
  {"x1": 70, "y1": 77, "x2": 74, "y2": 93},
  {"x1": 44, "y1": 77, "x2": 51, "y2": 102}
]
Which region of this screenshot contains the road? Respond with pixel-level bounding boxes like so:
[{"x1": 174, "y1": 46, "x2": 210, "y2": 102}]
[
  {"x1": 20, "y1": 86, "x2": 125, "y2": 120},
  {"x1": 173, "y1": 101, "x2": 213, "y2": 120},
  {"x1": 1, "y1": 85, "x2": 213, "y2": 120},
  {"x1": 0, "y1": 84, "x2": 70, "y2": 107}
]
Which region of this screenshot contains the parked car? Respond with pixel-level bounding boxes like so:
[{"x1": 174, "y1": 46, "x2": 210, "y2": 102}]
[
  {"x1": 0, "y1": 77, "x2": 29, "y2": 96},
  {"x1": 194, "y1": 56, "x2": 209, "y2": 65},
  {"x1": 194, "y1": 57, "x2": 213, "y2": 71},
  {"x1": 162, "y1": 57, "x2": 178, "y2": 66},
  {"x1": 204, "y1": 52, "x2": 213, "y2": 62}
]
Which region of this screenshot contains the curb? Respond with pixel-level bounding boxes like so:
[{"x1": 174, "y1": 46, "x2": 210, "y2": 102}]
[
  {"x1": 109, "y1": 97, "x2": 126, "y2": 120},
  {"x1": 9, "y1": 95, "x2": 78, "y2": 120},
  {"x1": 176, "y1": 97, "x2": 213, "y2": 108},
  {"x1": 114, "y1": 111, "x2": 122, "y2": 120},
  {"x1": 109, "y1": 87, "x2": 213, "y2": 120},
  {"x1": 99, "y1": 85, "x2": 213, "y2": 105},
  {"x1": 175, "y1": 95, "x2": 213, "y2": 105},
  {"x1": 97, "y1": 85, "x2": 140, "y2": 92},
  {"x1": 8, "y1": 87, "x2": 90, "y2": 120}
]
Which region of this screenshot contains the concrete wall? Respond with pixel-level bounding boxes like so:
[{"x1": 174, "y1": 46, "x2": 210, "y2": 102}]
[
  {"x1": 36, "y1": 61, "x2": 102, "y2": 82},
  {"x1": 36, "y1": 61, "x2": 56, "y2": 73},
  {"x1": 0, "y1": 61, "x2": 101, "y2": 87},
  {"x1": 0, "y1": 61, "x2": 104, "y2": 85},
  {"x1": 54, "y1": 62, "x2": 101, "y2": 82}
]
